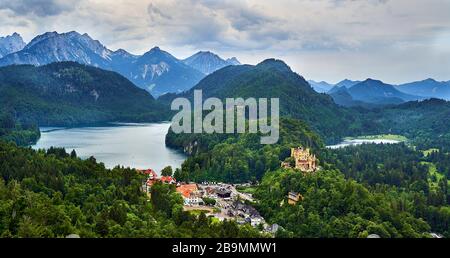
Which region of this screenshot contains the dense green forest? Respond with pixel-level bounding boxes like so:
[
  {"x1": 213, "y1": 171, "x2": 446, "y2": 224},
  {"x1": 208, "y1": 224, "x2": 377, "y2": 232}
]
[
  {"x1": 0, "y1": 112, "x2": 40, "y2": 145},
  {"x1": 254, "y1": 169, "x2": 433, "y2": 238},
  {"x1": 320, "y1": 144, "x2": 449, "y2": 236},
  {"x1": 167, "y1": 124, "x2": 450, "y2": 237},
  {"x1": 166, "y1": 118, "x2": 322, "y2": 183},
  {"x1": 0, "y1": 141, "x2": 263, "y2": 238},
  {"x1": 372, "y1": 99, "x2": 450, "y2": 150},
  {"x1": 0, "y1": 62, "x2": 168, "y2": 126}
]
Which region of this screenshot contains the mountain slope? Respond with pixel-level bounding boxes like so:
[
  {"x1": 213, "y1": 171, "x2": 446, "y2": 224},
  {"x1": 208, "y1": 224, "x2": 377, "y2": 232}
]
[
  {"x1": 396, "y1": 79, "x2": 450, "y2": 100},
  {"x1": 183, "y1": 51, "x2": 240, "y2": 75},
  {"x1": 335, "y1": 79, "x2": 361, "y2": 89},
  {"x1": 0, "y1": 33, "x2": 26, "y2": 58},
  {"x1": 308, "y1": 80, "x2": 333, "y2": 93},
  {"x1": 167, "y1": 59, "x2": 360, "y2": 142},
  {"x1": 0, "y1": 62, "x2": 167, "y2": 126},
  {"x1": 347, "y1": 79, "x2": 421, "y2": 105},
  {"x1": 374, "y1": 98, "x2": 450, "y2": 149},
  {"x1": 117, "y1": 47, "x2": 204, "y2": 97}
]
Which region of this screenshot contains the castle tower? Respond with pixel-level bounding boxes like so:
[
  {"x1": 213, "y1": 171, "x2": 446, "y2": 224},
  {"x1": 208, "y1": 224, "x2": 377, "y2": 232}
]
[{"x1": 290, "y1": 147, "x2": 317, "y2": 172}]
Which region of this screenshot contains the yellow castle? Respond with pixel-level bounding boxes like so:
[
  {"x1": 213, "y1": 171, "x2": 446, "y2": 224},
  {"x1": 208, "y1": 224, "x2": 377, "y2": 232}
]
[{"x1": 282, "y1": 147, "x2": 317, "y2": 172}]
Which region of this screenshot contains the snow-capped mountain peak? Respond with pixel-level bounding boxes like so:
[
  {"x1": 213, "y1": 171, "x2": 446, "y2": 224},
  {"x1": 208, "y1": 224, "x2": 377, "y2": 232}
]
[{"x1": 0, "y1": 32, "x2": 26, "y2": 58}]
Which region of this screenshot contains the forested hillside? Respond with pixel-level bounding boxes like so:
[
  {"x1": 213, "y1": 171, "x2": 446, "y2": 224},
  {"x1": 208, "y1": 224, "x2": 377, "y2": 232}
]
[
  {"x1": 319, "y1": 144, "x2": 449, "y2": 236},
  {"x1": 166, "y1": 118, "x2": 322, "y2": 183},
  {"x1": 374, "y1": 99, "x2": 450, "y2": 150},
  {"x1": 0, "y1": 112, "x2": 40, "y2": 145},
  {"x1": 0, "y1": 141, "x2": 263, "y2": 238},
  {"x1": 0, "y1": 62, "x2": 168, "y2": 126},
  {"x1": 162, "y1": 59, "x2": 368, "y2": 144},
  {"x1": 255, "y1": 169, "x2": 433, "y2": 238}
]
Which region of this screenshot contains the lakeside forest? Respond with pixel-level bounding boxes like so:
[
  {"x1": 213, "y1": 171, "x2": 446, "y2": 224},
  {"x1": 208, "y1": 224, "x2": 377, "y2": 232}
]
[{"x1": 1, "y1": 60, "x2": 449, "y2": 238}]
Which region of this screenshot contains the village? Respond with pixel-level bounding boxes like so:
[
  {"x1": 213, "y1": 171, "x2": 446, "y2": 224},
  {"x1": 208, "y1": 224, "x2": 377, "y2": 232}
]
[{"x1": 138, "y1": 146, "x2": 318, "y2": 235}]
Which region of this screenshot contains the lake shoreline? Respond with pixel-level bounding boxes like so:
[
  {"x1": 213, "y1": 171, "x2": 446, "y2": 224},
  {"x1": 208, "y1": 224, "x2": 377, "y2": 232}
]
[
  {"x1": 327, "y1": 134, "x2": 407, "y2": 149},
  {"x1": 32, "y1": 122, "x2": 186, "y2": 173}
]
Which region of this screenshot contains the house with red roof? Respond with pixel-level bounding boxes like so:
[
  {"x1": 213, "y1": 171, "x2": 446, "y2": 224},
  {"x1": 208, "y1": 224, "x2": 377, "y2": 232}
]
[
  {"x1": 139, "y1": 169, "x2": 177, "y2": 193},
  {"x1": 160, "y1": 176, "x2": 176, "y2": 184},
  {"x1": 176, "y1": 184, "x2": 202, "y2": 206},
  {"x1": 138, "y1": 169, "x2": 158, "y2": 180}
]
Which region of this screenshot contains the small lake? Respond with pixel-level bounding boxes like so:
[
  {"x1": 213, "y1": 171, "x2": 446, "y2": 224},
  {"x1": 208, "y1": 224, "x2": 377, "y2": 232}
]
[
  {"x1": 32, "y1": 123, "x2": 186, "y2": 173},
  {"x1": 326, "y1": 138, "x2": 402, "y2": 149}
]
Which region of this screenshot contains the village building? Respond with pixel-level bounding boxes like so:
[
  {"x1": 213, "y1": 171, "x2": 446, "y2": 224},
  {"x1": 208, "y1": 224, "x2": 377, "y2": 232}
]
[
  {"x1": 176, "y1": 184, "x2": 203, "y2": 206},
  {"x1": 139, "y1": 169, "x2": 176, "y2": 193},
  {"x1": 160, "y1": 176, "x2": 176, "y2": 184},
  {"x1": 138, "y1": 169, "x2": 158, "y2": 179},
  {"x1": 282, "y1": 147, "x2": 317, "y2": 172},
  {"x1": 216, "y1": 188, "x2": 232, "y2": 199},
  {"x1": 287, "y1": 191, "x2": 303, "y2": 205}
]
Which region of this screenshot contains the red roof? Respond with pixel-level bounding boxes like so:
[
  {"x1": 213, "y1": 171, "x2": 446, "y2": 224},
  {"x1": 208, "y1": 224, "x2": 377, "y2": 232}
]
[
  {"x1": 160, "y1": 176, "x2": 175, "y2": 183},
  {"x1": 176, "y1": 184, "x2": 198, "y2": 198},
  {"x1": 138, "y1": 169, "x2": 157, "y2": 179}
]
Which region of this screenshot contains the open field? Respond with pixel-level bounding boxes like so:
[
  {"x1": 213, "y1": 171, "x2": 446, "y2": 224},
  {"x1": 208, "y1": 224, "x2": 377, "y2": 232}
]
[{"x1": 344, "y1": 134, "x2": 408, "y2": 142}]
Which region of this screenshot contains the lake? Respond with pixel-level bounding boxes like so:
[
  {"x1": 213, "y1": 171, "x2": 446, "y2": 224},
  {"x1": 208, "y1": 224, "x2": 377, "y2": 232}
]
[
  {"x1": 32, "y1": 123, "x2": 186, "y2": 173},
  {"x1": 326, "y1": 138, "x2": 402, "y2": 149}
]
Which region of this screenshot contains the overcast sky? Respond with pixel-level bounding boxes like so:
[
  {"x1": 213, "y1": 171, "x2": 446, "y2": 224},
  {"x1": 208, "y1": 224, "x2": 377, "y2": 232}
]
[{"x1": 1, "y1": 0, "x2": 449, "y2": 84}]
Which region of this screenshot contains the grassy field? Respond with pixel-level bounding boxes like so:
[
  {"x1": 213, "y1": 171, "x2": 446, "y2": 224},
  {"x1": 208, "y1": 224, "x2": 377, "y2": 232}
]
[
  {"x1": 420, "y1": 161, "x2": 447, "y2": 189},
  {"x1": 184, "y1": 206, "x2": 215, "y2": 215},
  {"x1": 344, "y1": 134, "x2": 408, "y2": 142},
  {"x1": 236, "y1": 185, "x2": 257, "y2": 195},
  {"x1": 423, "y1": 148, "x2": 440, "y2": 157}
]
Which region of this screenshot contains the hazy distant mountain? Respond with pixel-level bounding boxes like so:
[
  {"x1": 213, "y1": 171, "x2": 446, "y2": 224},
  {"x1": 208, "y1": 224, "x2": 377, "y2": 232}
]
[
  {"x1": 0, "y1": 31, "x2": 205, "y2": 97},
  {"x1": 347, "y1": 79, "x2": 420, "y2": 105},
  {"x1": 328, "y1": 87, "x2": 367, "y2": 107},
  {"x1": 326, "y1": 80, "x2": 361, "y2": 95},
  {"x1": 334, "y1": 79, "x2": 361, "y2": 89},
  {"x1": 0, "y1": 33, "x2": 26, "y2": 58},
  {"x1": 183, "y1": 51, "x2": 240, "y2": 75},
  {"x1": 328, "y1": 79, "x2": 423, "y2": 107},
  {"x1": 308, "y1": 80, "x2": 333, "y2": 93},
  {"x1": 396, "y1": 79, "x2": 450, "y2": 100},
  {"x1": 226, "y1": 57, "x2": 240, "y2": 65}
]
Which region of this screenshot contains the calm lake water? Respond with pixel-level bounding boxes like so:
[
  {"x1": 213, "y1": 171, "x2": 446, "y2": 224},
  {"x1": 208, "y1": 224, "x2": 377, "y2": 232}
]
[
  {"x1": 326, "y1": 138, "x2": 402, "y2": 149},
  {"x1": 32, "y1": 123, "x2": 186, "y2": 173}
]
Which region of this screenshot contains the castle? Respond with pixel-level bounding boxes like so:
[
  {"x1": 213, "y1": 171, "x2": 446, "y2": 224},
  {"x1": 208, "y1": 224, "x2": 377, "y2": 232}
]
[{"x1": 282, "y1": 147, "x2": 317, "y2": 172}]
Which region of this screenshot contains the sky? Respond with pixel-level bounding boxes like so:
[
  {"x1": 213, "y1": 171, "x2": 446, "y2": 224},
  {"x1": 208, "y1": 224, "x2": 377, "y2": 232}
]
[{"x1": 0, "y1": 0, "x2": 449, "y2": 84}]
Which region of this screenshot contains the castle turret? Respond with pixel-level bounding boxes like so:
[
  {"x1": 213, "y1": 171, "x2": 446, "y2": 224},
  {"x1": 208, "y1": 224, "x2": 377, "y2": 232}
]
[{"x1": 289, "y1": 147, "x2": 317, "y2": 172}]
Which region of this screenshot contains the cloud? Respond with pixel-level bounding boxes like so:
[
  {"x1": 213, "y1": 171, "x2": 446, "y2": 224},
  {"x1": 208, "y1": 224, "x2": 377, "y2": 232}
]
[
  {"x1": 0, "y1": 0, "x2": 449, "y2": 83},
  {"x1": 145, "y1": 0, "x2": 290, "y2": 51},
  {"x1": 0, "y1": 0, "x2": 79, "y2": 17}
]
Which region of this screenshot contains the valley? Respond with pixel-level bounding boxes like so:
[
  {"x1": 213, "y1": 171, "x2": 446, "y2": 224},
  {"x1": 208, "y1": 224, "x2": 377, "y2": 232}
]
[{"x1": 0, "y1": 31, "x2": 449, "y2": 239}]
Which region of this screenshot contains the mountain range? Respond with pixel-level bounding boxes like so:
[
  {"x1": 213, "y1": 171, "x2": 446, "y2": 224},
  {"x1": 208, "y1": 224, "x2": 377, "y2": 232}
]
[
  {"x1": 0, "y1": 31, "x2": 240, "y2": 97},
  {"x1": 2, "y1": 31, "x2": 449, "y2": 114},
  {"x1": 330, "y1": 79, "x2": 421, "y2": 106},
  {"x1": 311, "y1": 77, "x2": 450, "y2": 107},
  {"x1": 396, "y1": 79, "x2": 450, "y2": 100}
]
